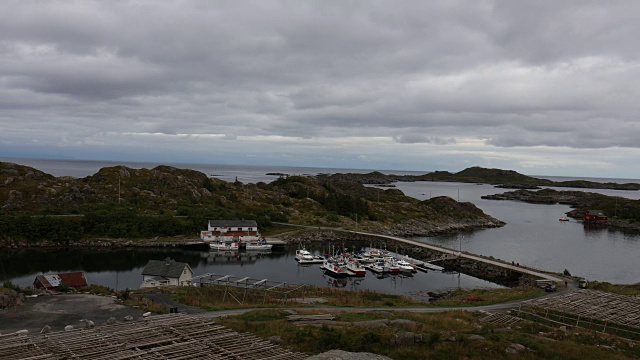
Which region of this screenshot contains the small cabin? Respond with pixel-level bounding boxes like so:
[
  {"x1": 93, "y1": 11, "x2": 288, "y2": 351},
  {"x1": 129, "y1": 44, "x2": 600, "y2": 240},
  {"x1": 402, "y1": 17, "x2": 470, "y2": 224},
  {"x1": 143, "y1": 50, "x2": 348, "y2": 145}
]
[
  {"x1": 200, "y1": 220, "x2": 260, "y2": 243},
  {"x1": 33, "y1": 272, "x2": 88, "y2": 290},
  {"x1": 141, "y1": 257, "x2": 193, "y2": 288},
  {"x1": 583, "y1": 210, "x2": 607, "y2": 222}
]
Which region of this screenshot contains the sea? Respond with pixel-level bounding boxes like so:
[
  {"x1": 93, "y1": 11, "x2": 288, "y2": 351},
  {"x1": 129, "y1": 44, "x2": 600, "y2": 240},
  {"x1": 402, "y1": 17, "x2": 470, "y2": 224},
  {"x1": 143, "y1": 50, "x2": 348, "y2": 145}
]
[{"x1": 1, "y1": 157, "x2": 639, "y2": 294}]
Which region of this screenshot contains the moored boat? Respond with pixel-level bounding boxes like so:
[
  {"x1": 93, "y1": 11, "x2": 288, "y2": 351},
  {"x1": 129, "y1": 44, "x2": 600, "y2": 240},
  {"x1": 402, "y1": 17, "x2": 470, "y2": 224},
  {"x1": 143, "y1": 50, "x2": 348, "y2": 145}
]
[
  {"x1": 396, "y1": 259, "x2": 417, "y2": 273},
  {"x1": 366, "y1": 259, "x2": 389, "y2": 273},
  {"x1": 321, "y1": 260, "x2": 348, "y2": 278},
  {"x1": 210, "y1": 241, "x2": 239, "y2": 251},
  {"x1": 345, "y1": 260, "x2": 366, "y2": 276},
  {"x1": 386, "y1": 259, "x2": 400, "y2": 274},
  {"x1": 296, "y1": 249, "x2": 325, "y2": 264},
  {"x1": 245, "y1": 241, "x2": 273, "y2": 251}
]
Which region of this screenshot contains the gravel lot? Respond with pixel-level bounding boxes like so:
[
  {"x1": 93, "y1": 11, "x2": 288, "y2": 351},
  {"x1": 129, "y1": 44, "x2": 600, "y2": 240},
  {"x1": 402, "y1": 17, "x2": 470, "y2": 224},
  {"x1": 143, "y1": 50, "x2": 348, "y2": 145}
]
[{"x1": 0, "y1": 294, "x2": 146, "y2": 334}]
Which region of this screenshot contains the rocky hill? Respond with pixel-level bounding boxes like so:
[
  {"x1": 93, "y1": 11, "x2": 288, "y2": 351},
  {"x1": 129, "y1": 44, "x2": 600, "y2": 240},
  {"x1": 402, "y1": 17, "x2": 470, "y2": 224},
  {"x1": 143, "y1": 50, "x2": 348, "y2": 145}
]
[
  {"x1": 482, "y1": 188, "x2": 640, "y2": 231},
  {"x1": 320, "y1": 166, "x2": 640, "y2": 191},
  {"x1": 0, "y1": 162, "x2": 504, "y2": 244}
]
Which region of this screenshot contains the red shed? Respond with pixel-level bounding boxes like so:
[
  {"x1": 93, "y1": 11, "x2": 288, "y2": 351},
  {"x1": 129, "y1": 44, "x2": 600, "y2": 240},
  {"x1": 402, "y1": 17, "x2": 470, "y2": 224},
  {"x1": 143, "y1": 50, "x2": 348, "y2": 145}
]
[
  {"x1": 584, "y1": 210, "x2": 607, "y2": 222},
  {"x1": 33, "y1": 272, "x2": 88, "y2": 290}
]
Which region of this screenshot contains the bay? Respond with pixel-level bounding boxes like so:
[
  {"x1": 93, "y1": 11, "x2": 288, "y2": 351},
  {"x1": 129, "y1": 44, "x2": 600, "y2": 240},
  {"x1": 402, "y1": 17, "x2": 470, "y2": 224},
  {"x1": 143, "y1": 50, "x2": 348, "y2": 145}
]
[
  {"x1": 2, "y1": 157, "x2": 640, "y2": 287},
  {"x1": 393, "y1": 181, "x2": 640, "y2": 284}
]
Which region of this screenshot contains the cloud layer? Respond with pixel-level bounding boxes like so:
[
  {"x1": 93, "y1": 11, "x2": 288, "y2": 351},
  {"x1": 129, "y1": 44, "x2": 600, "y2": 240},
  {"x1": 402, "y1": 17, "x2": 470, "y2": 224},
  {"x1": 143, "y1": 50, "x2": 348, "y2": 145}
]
[{"x1": 1, "y1": 1, "x2": 640, "y2": 177}]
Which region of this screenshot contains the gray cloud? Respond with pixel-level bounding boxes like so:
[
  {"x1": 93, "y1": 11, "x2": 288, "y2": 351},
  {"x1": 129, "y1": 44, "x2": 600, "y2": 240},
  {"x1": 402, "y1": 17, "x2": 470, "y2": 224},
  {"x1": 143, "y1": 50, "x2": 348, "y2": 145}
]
[{"x1": 1, "y1": 1, "x2": 640, "y2": 177}]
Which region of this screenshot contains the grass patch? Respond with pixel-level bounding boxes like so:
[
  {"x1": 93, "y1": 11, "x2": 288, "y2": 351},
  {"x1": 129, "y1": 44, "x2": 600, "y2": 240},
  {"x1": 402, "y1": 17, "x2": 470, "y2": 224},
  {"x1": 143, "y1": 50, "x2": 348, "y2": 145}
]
[
  {"x1": 220, "y1": 310, "x2": 640, "y2": 360},
  {"x1": 431, "y1": 287, "x2": 543, "y2": 307},
  {"x1": 589, "y1": 281, "x2": 640, "y2": 296},
  {"x1": 219, "y1": 309, "x2": 640, "y2": 359}
]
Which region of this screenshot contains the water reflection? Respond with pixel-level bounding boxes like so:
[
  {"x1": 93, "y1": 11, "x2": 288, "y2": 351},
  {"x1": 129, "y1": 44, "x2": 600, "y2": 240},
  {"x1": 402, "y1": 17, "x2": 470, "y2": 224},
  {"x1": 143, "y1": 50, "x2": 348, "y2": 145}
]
[{"x1": 2, "y1": 246, "x2": 503, "y2": 297}]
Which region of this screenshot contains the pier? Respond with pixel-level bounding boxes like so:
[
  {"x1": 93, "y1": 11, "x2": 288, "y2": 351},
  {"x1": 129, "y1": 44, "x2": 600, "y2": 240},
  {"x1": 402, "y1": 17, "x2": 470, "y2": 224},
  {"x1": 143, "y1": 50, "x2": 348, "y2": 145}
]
[
  {"x1": 277, "y1": 223, "x2": 564, "y2": 283},
  {"x1": 350, "y1": 230, "x2": 564, "y2": 282}
]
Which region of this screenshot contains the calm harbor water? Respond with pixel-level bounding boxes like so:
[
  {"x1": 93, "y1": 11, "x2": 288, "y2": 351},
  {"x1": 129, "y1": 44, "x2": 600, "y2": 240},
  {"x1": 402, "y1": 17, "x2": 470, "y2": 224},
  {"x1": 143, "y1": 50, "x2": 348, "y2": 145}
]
[
  {"x1": 1, "y1": 246, "x2": 501, "y2": 297},
  {"x1": 2, "y1": 157, "x2": 640, "y2": 287},
  {"x1": 393, "y1": 181, "x2": 640, "y2": 284}
]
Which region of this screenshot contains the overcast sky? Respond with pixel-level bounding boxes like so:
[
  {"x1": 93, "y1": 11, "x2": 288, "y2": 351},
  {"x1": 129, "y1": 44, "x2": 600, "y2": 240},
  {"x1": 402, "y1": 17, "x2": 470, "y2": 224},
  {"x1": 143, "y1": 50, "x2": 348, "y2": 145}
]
[{"x1": 2, "y1": 1, "x2": 640, "y2": 178}]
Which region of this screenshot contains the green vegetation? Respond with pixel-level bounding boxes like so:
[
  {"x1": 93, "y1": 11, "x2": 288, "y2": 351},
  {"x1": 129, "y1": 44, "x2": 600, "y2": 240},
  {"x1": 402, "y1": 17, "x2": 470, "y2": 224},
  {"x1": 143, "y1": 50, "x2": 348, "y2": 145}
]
[
  {"x1": 2, "y1": 280, "x2": 22, "y2": 292},
  {"x1": 132, "y1": 285, "x2": 545, "y2": 312},
  {"x1": 588, "y1": 281, "x2": 640, "y2": 296},
  {"x1": 483, "y1": 188, "x2": 640, "y2": 225},
  {"x1": 429, "y1": 287, "x2": 544, "y2": 306},
  {"x1": 0, "y1": 162, "x2": 502, "y2": 244}
]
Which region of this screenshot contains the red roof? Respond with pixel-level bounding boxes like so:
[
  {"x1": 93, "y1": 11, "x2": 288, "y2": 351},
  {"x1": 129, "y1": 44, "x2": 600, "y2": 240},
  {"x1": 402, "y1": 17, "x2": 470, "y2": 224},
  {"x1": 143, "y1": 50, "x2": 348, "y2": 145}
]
[
  {"x1": 59, "y1": 272, "x2": 88, "y2": 287},
  {"x1": 33, "y1": 272, "x2": 88, "y2": 289}
]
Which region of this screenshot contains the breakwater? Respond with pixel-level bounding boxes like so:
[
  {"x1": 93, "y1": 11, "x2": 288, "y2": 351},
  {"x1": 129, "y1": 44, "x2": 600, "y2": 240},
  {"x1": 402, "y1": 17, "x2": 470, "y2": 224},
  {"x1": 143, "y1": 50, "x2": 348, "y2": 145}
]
[{"x1": 282, "y1": 228, "x2": 557, "y2": 287}]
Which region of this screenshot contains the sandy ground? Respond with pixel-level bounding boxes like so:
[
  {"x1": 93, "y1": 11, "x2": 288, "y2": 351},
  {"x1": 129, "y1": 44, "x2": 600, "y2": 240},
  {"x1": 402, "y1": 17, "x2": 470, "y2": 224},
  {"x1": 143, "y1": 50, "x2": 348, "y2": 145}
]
[{"x1": 0, "y1": 294, "x2": 146, "y2": 334}]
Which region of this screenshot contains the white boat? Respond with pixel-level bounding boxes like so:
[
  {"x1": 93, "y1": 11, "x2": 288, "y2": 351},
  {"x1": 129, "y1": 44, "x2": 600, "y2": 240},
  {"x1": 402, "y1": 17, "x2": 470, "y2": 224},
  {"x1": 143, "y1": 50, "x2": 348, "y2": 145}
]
[
  {"x1": 366, "y1": 259, "x2": 389, "y2": 273},
  {"x1": 210, "y1": 241, "x2": 239, "y2": 251},
  {"x1": 386, "y1": 260, "x2": 400, "y2": 274},
  {"x1": 345, "y1": 260, "x2": 366, "y2": 276},
  {"x1": 245, "y1": 241, "x2": 272, "y2": 250},
  {"x1": 322, "y1": 260, "x2": 348, "y2": 278},
  {"x1": 396, "y1": 259, "x2": 417, "y2": 273},
  {"x1": 559, "y1": 216, "x2": 570, "y2": 222},
  {"x1": 355, "y1": 255, "x2": 375, "y2": 263},
  {"x1": 365, "y1": 249, "x2": 382, "y2": 258},
  {"x1": 296, "y1": 249, "x2": 324, "y2": 264}
]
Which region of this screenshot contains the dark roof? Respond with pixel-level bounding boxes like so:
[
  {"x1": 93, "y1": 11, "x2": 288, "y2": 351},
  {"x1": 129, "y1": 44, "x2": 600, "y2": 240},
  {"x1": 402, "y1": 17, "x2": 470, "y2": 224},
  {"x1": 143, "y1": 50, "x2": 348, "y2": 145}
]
[
  {"x1": 142, "y1": 258, "x2": 191, "y2": 278},
  {"x1": 586, "y1": 210, "x2": 606, "y2": 216},
  {"x1": 209, "y1": 220, "x2": 258, "y2": 228},
  {"x1": 34, "y1": 272, "x2": 88, "y2": 289}
]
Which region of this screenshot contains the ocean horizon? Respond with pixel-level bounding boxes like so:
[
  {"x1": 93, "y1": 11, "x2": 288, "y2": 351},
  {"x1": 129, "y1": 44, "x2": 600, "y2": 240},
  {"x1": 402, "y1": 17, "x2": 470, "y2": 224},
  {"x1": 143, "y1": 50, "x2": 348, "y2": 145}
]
[{"x1": 2, "y1": 156, "x2": 639, "y2": 185}]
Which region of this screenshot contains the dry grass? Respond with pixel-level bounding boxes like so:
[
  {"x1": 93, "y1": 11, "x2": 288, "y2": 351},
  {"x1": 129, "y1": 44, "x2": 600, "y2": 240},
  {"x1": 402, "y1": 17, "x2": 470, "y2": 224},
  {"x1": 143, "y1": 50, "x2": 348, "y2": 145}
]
[{"x1": 220, "y1": 309, "x2": 640, "y2": 359}]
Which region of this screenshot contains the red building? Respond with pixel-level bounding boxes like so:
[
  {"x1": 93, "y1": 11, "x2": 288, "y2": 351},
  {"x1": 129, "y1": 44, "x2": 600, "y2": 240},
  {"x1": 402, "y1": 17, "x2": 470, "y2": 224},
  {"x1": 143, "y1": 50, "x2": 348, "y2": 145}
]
[
  {"x1": 583, "y1": 210, "x2": 607, "y2": 222},
  {"x1": 33, "y1": 272, "x2": 88, "y2": 290}
]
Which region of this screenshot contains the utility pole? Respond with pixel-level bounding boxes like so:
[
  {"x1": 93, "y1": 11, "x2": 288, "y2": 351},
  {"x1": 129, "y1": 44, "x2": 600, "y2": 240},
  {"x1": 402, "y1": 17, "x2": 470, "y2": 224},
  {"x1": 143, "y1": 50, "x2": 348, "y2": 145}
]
[{"x1": 118, "y1": 174, "x2": 121, "y2": 204}]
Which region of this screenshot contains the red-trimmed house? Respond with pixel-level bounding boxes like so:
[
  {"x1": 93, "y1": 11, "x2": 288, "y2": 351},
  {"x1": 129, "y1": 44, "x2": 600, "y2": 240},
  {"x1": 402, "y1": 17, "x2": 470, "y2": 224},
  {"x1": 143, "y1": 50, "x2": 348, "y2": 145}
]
[
  {"x1": 200, "y1": 220, "x2": 260, "y2": 243},
  {"x1": 584, "y1": 210, "x2": 608, "y2": 222},
  {"x1": 33, "y1": 272, "x2": 88, "y2": 290}
]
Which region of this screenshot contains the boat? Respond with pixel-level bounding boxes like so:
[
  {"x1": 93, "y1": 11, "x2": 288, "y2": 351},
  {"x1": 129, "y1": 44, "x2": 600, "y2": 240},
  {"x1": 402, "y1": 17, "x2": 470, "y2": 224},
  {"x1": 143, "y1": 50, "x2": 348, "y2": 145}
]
[
  {"x1": 209, "y1": 241, "x2": 239, "y2": 251},
  {"x1": 385, "y1": 259, "x2": 400, "y2": 274},
  {"x1": 366, "y1": 259, "x2": 389, "y2": 273},
  {"x1": 245, "y1": 241, "x2": 272, "y2": 251},
  {"x1": 345, "y1": 260, "x2": 366, "y2": 276},
  {"x1": 559, "y1": 216, "x2": 570, "y2": 221},
  {"x1": 296, "y1": 249, "x2": 325, "y2": 264},
  {"x1": 368, "y1": 249, "x2": 382, "y2": 258},
  {"x1": 396, "y1": 259, "x2": 417, "y2": 273},
  {"x1": 355, "y1": 255, "x2": 375, "y2": 264},
  {"x1": 321, "y1": 260, "x2": 348, "y2": 278}
]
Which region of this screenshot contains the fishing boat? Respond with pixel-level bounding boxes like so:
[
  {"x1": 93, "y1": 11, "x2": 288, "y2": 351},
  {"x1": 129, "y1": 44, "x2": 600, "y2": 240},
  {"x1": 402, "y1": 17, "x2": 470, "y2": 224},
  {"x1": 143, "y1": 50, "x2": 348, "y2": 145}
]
[
  {"x1": 209, "y1": 241, "x2": 239, "y2": 251},
  {"x1": 345, "y1": 260, "x2": 366, "y2": 276},
  {"x1": 245, "y1": 240, "x2": 273, "y2": 251},
  {"x1": 321, "y1": 260, "x2": 348, "y2": 278},
  {"x1": 396, "y1": 259, "x2": 417, "y2": 273},
  {"x1": 366, "y1": 259, "x2": 389, "y2": 273},
  {"x1": 355, "y1": 255, "x2": 375, "y2": 264},
  {"x1": 296, "y1": 249, "x2": 325, "y2": 264},
  {"x1": 559, "y1": 216, "x2": 570, "y2": 221},
  {"x1": 385, "y1": 259, "x2": 400, "y2": 274}
]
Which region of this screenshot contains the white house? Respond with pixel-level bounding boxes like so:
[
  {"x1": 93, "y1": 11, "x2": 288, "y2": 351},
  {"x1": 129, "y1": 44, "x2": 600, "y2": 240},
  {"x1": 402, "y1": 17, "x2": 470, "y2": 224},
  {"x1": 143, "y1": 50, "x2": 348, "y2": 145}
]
[
  {"x1": 141, "y1": 258, "x2": 193, "y2": 288},
  {"x1": 200, "y1": 220, "x2": 260, "y2": 243}
]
